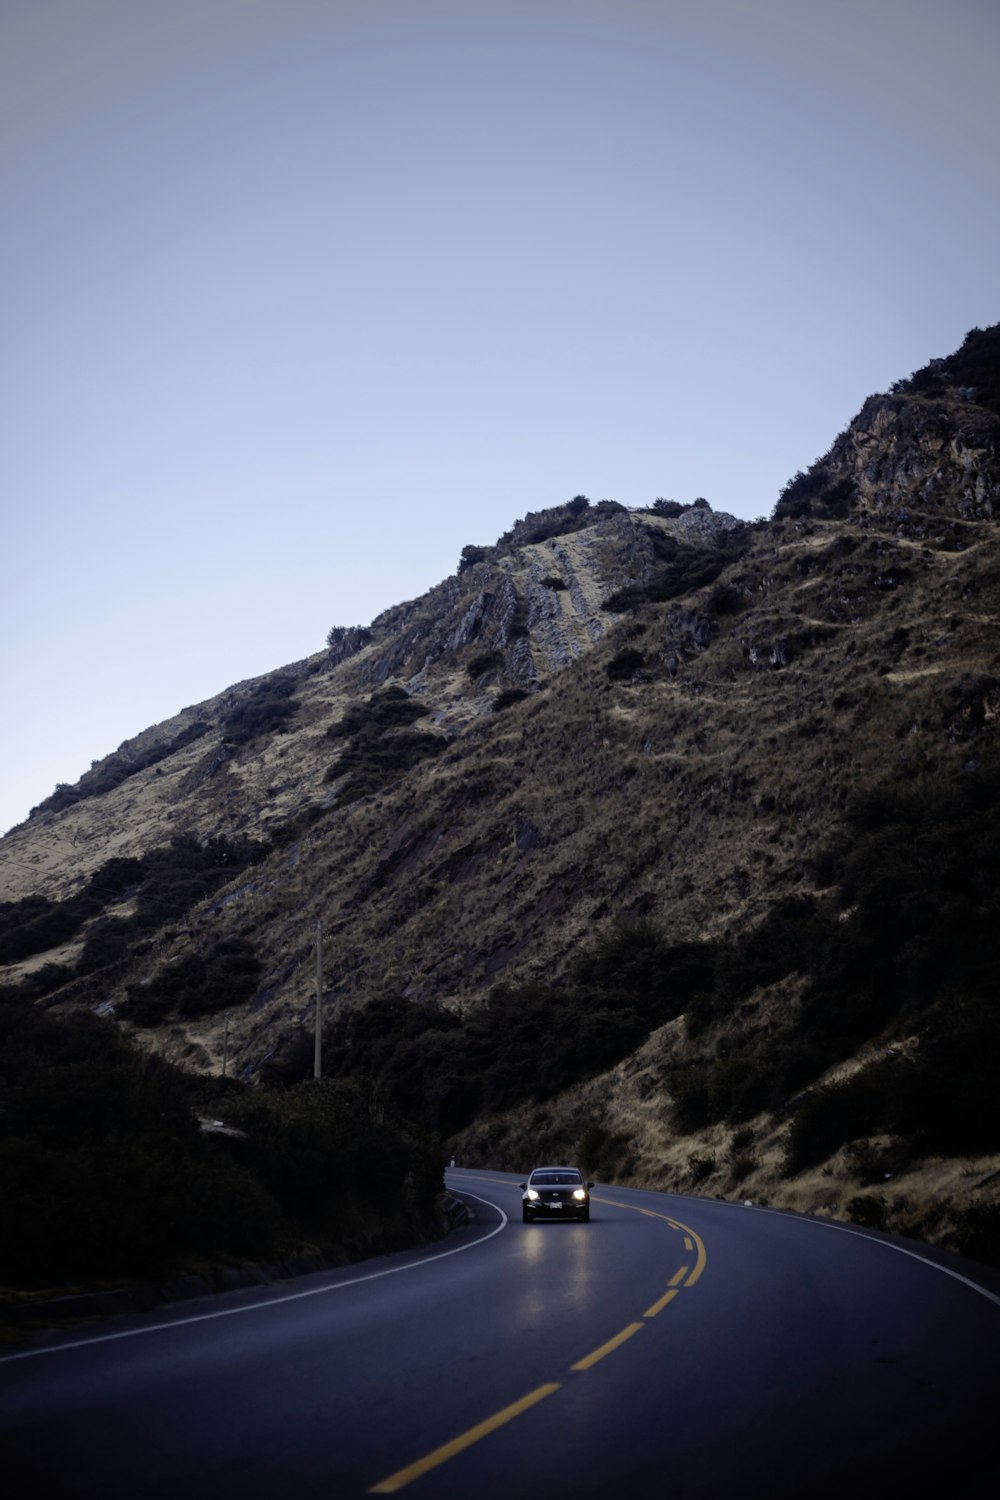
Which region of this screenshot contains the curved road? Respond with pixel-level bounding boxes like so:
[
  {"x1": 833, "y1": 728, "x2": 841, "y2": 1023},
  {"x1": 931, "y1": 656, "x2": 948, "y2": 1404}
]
[{"x1": 2, "y1": 1169, "x2": 998, "y2": 1497}]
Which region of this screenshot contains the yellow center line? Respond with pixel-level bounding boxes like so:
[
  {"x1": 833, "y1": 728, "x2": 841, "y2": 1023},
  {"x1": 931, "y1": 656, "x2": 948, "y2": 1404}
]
[
  {"x1": 571, "y1": 1321, "x2": 644, "y2": 1371},
  {"x1": 594, "y1": 1196, "x2": 708, "y2": 1288},
  {"x1": 644, "y1": 1287, "x2": 679, "y2": 1318},
  {"x1": 372, "y1": 1182, "x2": 709, "y2": 1489},
  {"x1": 369, "y1": 1383, "x2": 561, "y2": 1493},
  {"x1": 678, "y1": 1228, "x2": 707, "y2": 1286},
  {"x1": 663, "y1": 1217, "x2": 708, "y2": 1285}
]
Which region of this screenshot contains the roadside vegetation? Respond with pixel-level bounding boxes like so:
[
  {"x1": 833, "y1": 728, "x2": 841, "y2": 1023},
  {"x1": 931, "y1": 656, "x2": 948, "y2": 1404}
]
[
  {"x1": 313, "y1": 768, "x2": 1000, "y2": 1223},
  {"x1": 0, "y1": 995, "x2": 441, "y2": 1292}
]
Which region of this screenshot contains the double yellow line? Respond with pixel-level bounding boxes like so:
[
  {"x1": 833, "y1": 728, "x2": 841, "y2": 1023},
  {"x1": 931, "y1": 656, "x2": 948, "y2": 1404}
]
[{"x1": 369, "y1": 1192, "x2": 707, "y2": 1493}]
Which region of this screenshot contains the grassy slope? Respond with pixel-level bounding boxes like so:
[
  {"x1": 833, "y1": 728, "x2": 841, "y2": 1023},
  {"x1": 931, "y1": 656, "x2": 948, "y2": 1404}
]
[{"x1": 2, "y1": 329, "x2": 1000, "y2": 1260}]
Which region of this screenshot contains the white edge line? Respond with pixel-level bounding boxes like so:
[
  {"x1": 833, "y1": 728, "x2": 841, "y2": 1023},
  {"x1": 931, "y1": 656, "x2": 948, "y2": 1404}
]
[
  {"x1": 452, "y1": 1172, "x2": 1000, "y2": 1313},
  {"x1": 1, "y1": 1191, "x2": 508, "y2": 1363},
  {"x1": 746, "y1": 1203, "x2": 1000, "y2": 1310}
]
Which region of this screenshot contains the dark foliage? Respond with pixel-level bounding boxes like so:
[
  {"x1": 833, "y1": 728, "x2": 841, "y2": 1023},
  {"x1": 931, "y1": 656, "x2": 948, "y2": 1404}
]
[
  {"x1": 76, "y1": 917, "x2": 133, "y2": 975},
  {"x1": 468, "y1": 651, "x2": 503, "y2": 680},
  {"x1": 0, "y1": 998, "x2": 440, "y2": 1287},
  {"x1": 458, "y1": 544, "x2": 489, "y2": 573},
  {"x1": 4, "y1": 964, "x2": 75, "y2": 1001},
  {"x1": 0, "y1": 853, "x2": 148, "y2": 964},
  {"x1": 902, "y1": 323, "x2": 1000, "y2": 419},
  {"x1": 324, "y1": 688, "x2": 443, "y2": 799},
  {"x1": 0, "y1": 895, "x2": 83, "y2": 964},
  {"x1": 0, "y1": 837, "x2": 267, "y2": 977},
  {"x1": 521, "y1": 515, "x2": 589, "y2": 544},
  {"x1": 267, "y1": 802, "x2": 327, "y2": 848},
  {"x1": 665, "y1": 770, "x2": 1000, "y2": 1163},
  {"x1": 607, "y1": 649, "x2": 646, "y2": 681},
  {"x1": 604, "y1": 531, "x2": 749, "y2": 612},
  {"x1": 222, "y1": 676, "x2": 300, "y2": 746},
  {"x1": 326, "y1": 686, "x2": 428, "y2": 740},
  {"x1": 325, "y1": 730, "x2": 444, "y2": 799},
  {"x1": 774, "y1": 466, "x2": 857, "y2": 521},
  {"x1": 493, "y1": 688, "x2": 529, "y2": 712},
  {"x1": 127, "y1": 937, "x2": 263, "y2": 1023},
  {"x1": 327, "y1": 924, "x2": 718, "y2": 1138},
  {"x1": 708, "y1": 582, "x2": 745, "y2": 615},
  {"x1": 952, "y1": 1202, "x2": 1000, "y2": 1266},
  {"x1": 326, "y1": 624, "x2": 374, "y2": 657},
  {"x1": 29, "y1": 722, "x2": 210, "y2": 820}
]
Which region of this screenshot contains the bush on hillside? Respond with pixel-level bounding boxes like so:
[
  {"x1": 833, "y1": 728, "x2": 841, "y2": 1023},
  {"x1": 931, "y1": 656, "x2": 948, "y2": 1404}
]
[
  {"x1": 127, "y1": 937, "x2": 262, "y2": 1024},
  {"x1": 325, "y1": 924, "x2": 718, "y2": 1138},
  {"x1": 29, "y1": 722, "x2": 211, "y2": 820},
  {"x1": 1, "y1": 816, "x2": 266, "y2": 983},
  {"x1": 326, "y1": 686, "x2": 429, "y2": 740},
  {"x1": 493, "y1": 688, "x2": 529, "y2": 712},
  {"x1": 222, "y1": 677, "x2": 300, "y2": 745},
  {"x1": 324, "y1": 687, "x2": 444, "y2": 798},
  {"x1": 607, "y1": 649, "x2": 646, "y2": 681},
  {"x1": 0, "y1": 997, "x2": 441, "y2": 1287}
]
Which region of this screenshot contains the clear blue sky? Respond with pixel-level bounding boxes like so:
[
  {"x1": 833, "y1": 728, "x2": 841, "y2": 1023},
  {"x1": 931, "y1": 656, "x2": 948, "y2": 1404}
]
[{"x1": 3, "y1": 0, "x2": 999, "y2": 836}]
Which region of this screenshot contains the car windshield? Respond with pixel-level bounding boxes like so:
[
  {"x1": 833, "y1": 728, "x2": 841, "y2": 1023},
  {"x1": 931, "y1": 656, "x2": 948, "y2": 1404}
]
[{"x1": 530, "y1": 1171, "x2": 581, "y2": 1185}]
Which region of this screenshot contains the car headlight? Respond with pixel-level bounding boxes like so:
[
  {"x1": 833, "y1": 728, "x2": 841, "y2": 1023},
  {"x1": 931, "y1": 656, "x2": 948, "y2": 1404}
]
[
  {"x1": 573, "y1": 1188, "x2": 587, "y2": 1200},
  {"x1": 526, "y1": 1189, "x2": 539, "y2": 1200}
]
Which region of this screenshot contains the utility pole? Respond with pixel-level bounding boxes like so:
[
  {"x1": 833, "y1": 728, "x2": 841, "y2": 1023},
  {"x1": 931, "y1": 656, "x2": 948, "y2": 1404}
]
[{"x1": 314, "y1": 921, "x2": 323, "y2": 1079}]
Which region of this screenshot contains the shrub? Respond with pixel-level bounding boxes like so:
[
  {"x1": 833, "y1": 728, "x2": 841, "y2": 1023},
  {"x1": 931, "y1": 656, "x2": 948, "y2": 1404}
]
[
  {"x1": 708, "y1": 582, "x2": 744, "y2": 615},
  {"x1": 0, "y1": 997, "x2": 441, "y2": 1286},
  {"x1": 0, "y1": 853, "x2": 152, "y2": 964},
  {"x1": 222, "y1": 677, "x2": 300, "y2": 746},
  {"x1": 576, "y1": 1121, "x2": 632, "y2": 1180},
  {"x1": 521, "y1": 515, "x2": 589, "y2": 545},
  {"x1": 670, "y1": 1067, "x2": 711, "y2": 1133},
  {"x1": 846, "y1": 1195, "x2": 888, "y2": 1230},
  {"x1": 729, "y1": 1150, "x2": 757, "y2": 1184},
  {"x1": 468, "y1": 651, "x2": 502, "y2": 680},
  {"x1": 785, "y1": 1072, "x2": 883, "y2": 1173},
  {"x1": 607, "y1": 649, "x2": 646, "y2": 681},
  {"x1": 709, "y1": 1056, "x2": 774, "y2": 1123},
  {"x1": 326, "y1": 686, "x2": 428, "y2": 740},
  {"x1": 326, "y1": 624, "x2": 373, "y2": 658},
  {"x1": 325, "y1": 726, "x2": 444, "y2": 799},
  {"x1": 0, "y1": 895, "x2": 81, "y2": 963},
  {"x1": 604, "y1": 531, "x2": 749, "y2": 612},
  {"x1": 29, "y1": 722, "x2": 210, "y2": 819},
  {"x1": 952, "y1": 1203, "x2": 1000, "y2": 1267},
  {"x1": 127, "y1": 937, "x2": 262, "y2": 1024},
  {"x1": 493, "y1": 688, "x2": 529, "y2": 712},
  {"x1": 458, "y1": 544, "x2": 489, "y2": 572}
]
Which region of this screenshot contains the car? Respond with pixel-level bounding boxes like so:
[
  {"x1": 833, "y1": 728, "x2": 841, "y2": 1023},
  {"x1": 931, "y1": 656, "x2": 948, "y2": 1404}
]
[{"x1": 519, "y1": 1165, "x2": 593, "y2": 1223}]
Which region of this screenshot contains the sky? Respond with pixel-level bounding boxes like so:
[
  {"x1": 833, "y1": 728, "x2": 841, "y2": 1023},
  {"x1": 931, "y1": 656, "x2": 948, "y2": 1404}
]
[{"x1": 2, "y1": 0, "x2": 999, "y2": 837}]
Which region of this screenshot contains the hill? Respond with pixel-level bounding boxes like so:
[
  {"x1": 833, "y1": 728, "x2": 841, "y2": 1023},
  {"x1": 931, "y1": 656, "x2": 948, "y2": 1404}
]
[{"x1": 2, "y1": 324, "x2": 999, "y2": 1274}]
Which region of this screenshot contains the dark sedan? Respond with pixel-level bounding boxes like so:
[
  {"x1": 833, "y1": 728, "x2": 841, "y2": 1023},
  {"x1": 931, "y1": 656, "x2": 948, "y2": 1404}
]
[{"x1": 520, "y1": 1166, "x2": 592, "y2": 1222}]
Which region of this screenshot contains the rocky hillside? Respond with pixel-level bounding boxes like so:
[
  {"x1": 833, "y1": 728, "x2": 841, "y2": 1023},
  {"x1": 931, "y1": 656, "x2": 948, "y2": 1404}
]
[{"x1": 2, "y1": 324, "x2": 999, "y2": 1261}]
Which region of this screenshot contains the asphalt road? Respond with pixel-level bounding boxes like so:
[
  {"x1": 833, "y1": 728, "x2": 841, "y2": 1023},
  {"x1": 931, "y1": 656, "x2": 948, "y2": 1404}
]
[{"x1": 2, "y1": 1169, "x2": 999, "y2": 1498}]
